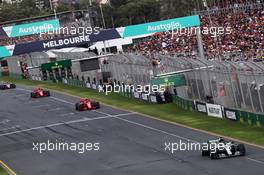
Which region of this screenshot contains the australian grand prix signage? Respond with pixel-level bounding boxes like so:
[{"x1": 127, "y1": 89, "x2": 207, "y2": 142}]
[
  {"x1": 42, "y1": 35, "x2": 91, "y2": 49},
  {"x1": 0, "y1": 15, "x2": 200, "y2": 59},
  {"x1": 0, "y1": 28, "x2": 122, "y2": 59},
  {"x1": 0, "y1": 19, "x2": 60, "y2": 38},
  {"x1": 122, "y1": 15, "x2": 200, "y2": 37}
]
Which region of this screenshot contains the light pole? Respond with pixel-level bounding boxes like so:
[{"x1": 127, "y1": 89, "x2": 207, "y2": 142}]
[
  {"x1": 49, "y1": 0, "x2": 53, "y2": 10},
  {"x1": 49, "y1": 0, "x2": 58, "y2": 18},
  {"x1": 100, "y1": 4, "x2": 106, "y2": 29}
]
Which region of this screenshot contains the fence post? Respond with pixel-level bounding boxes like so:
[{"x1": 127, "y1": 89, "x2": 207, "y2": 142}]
[
  {"x1": 254, "y1": 73, "x2": 264, "y2": 113},
  {"x1": 244, "y1": 71, "x2": 255, "y2": 112}
]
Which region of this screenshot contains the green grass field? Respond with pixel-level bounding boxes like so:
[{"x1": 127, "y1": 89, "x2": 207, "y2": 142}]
[
  {"x1": 1, "y1": 76, "x2": 264, "y2": 146},
  {"x1": 0, "y1": 166, "x2": 9, "y2": 175}
]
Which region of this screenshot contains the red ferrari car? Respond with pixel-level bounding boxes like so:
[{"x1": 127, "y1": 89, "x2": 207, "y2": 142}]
[
  {"x1": 30, "y1": 88, "x2": 50, "y2": 98},
  {"x1": 75, "y1": 98, "x2": 100, "y2": 111}
]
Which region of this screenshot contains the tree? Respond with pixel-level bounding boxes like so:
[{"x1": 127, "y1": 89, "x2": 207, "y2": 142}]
[
  {"x1": 0, "y1": 0, "x2": 53, "y2": 23},
  {"x1": 56, "y1": 2, "x2": 71, "y2": 13}
]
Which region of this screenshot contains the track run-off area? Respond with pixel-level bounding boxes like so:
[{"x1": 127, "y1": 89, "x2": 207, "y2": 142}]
[{"x1": 0, "y1": 85, "x2": 264, "y2": 175}]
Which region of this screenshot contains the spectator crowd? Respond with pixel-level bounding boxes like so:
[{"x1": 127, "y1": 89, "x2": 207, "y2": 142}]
[{"x1": 129, "y1": 5, "x2": 263, "y2": 61}]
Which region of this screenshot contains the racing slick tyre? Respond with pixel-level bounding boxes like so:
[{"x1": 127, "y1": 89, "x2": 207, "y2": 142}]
[
  {"x1": 93, "y1": 102, "x2": 100, "y2": 109},
  {"x1": 77, "y1": 104, "x2": 85, "y2": 111},
  {"x1": 238, "y1": 144, "x2": 246, "y2": 156},
  {"x1": 210, "y1": 152, "x2": 219, "y2": 159},
  {"x1": 202, "y1": 150, "x2": 210, "y2": 156},
  {"x1": 10, "y1": 84, "x2": 16, "y2": 88},
  {"x1": 75, "y1": 103, "x2": 80, "y2": 111},
  {"x1": 44, "y1": 91, "x2": 50, "y2": 97},
  {"x1": 0, "y1": 85, "x2": 6, "y2": 90},
  {"x1": 31, "y1": 92, "x2": 37, "y2": 98}
]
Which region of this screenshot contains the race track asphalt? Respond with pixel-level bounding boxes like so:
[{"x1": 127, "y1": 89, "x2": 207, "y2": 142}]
[{"x1": 0, "y1": 85, "x2": 264, "y2": 175}]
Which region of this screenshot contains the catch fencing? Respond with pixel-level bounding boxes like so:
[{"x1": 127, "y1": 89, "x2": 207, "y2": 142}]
[{"x1": 102, "y1": 53, "x2": 264, "y2": 114}]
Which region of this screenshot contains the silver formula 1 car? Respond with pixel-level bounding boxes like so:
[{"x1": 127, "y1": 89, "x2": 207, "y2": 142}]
[
  {"x1": 202, "y1": 138, "x2": 246, "y2": 159},
  {"x1": 0, "y1": 82, "x2": 16, "y2": 90}
]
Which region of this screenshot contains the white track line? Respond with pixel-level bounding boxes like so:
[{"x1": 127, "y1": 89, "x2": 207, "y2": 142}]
[
  {"x1": 24, "y1": 100, "x2": 40, "y2": 104},
  {"x1": 47, "y1": 107, "x2": 61, "y2": 112},
  {"x1": 0, "y1": 125, "x2": 20, "y2": 132},
  {"x1": 33, "y1": 104, "x2": 51, "y2": 108},
  {"x1": 50, "y1": 96, "x2": 75, "y2": 105},
  {"x1": 59, "y1": 112, "x2": 75, "y2": 117},
  {"x1": 0, "y1": 112, "x2": 134, "y2": 137},
  {"x1": 95, "y1": 110, "x2": 198, "y2": 142},
  {"x1": 0, "y1": 119, "x2": 10, "y2": 124},
  {"x1": 245, "y1": 157, "x2": 264, "y2": 165},
  {"x1": 16, "y1": 88, "x2": 31, "y2": 92},
  {"x1": 114, "y1": 115, "x2": 198, "y2": 143},
  {"x1": 12, "y1": 94, "x2": 27, "y2": 97}
]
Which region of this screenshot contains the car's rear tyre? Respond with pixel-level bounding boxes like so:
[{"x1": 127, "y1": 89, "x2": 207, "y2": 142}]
[
  {"x1": 10, "y1": 84, "x2": 16, "y2": 88},
  {"x1": 78, "y1": 104, "x2": 85, "y2": 111},
  {"x1": 210, "y1": 153, "x2": 218, "y2": 159},
  {"x1": 238, "y1": 144, "x2": 246, "y2": 156},
  {"x1": 95, "y1": 102, "x2": 100, "y2": 109},
  {"x1": 202, "y1": 150, "x2": 209, "y2": 156},
  {"x1": 75, "y1": 103, "x2": 80, "y2": 111},
  {"x1": 44, "y1": 91, "x2": 50, "y2": 97},
  {"x1": 0, "y1": 85, "x2": 6, "y2": 90},
  {"x1": 31, "y1": 92, "x2": 36, "y2": 98}
]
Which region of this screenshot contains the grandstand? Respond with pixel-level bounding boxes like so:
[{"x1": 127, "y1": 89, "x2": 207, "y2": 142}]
[{"x1": 129, "y1": 2, "x2": 263, "y2": 61}]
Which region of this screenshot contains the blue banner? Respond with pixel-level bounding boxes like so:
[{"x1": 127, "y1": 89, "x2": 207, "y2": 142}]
[
  {"x1": 0, "y1": 28, "x2": 121, "y2": 59},
  {"x1": 123, "y1": 15, "x2": 200, "y2": 37}
]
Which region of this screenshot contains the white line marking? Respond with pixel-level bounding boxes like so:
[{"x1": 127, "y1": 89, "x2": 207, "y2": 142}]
[
  {"x1": 0, "y1": 92, "x2": 12, "y2": 96},
  {"x1": 50, "y1": 97, "x2": 74, "y2": 105},
  {"x1": 12, "y1": 94, "x2": 27, "y2": 97},
  {"x1": 24, "y1": 100, "x2": 40, "y2": 104},
  {"x1": 113, "y1": 116, "x2": 198, "y2": 143},
  {"x1": 33, "y1": 104, "x2": 51, "y2": 108},
  {"x1": 0, "y1": 112, "x2": 134, "y2": 137},
  {"x1": 59, "y1": 112, "x2": 75, "y2": 117},
  {"x1": 0, "y1": 125, "x2": 19, "y2": 132},
  {"x1": 0, "y1": 119, "x2": 10, "y2": 124},
  {"x1": 16, "y1": 88, "x2": 31, "y2": 92},
  {"x1": 47, "y1": 107, "x2": 61, "y2": 112},
  {"x1": 246, "y1": 157, "x2": 264, "y2": 165}
]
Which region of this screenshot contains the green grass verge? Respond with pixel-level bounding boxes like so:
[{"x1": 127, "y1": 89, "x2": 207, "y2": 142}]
[
  {"x1": 0, "y1": 166, "x2": 9, "y2": 175},
  {"x1": 1, "y1": 76, "x2": 264, "y2": 146}
]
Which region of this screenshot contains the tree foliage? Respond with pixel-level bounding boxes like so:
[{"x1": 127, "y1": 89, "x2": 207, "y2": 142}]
[
  {"x1": 0, "y1": 0, "x2": 70, "y2": 23},
  {"x1": 98, "y1": 0, "x2": 198, "y2": 28},
  {"x1": 0, "y1": 0, "x2": 202, "y2": 26}
]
